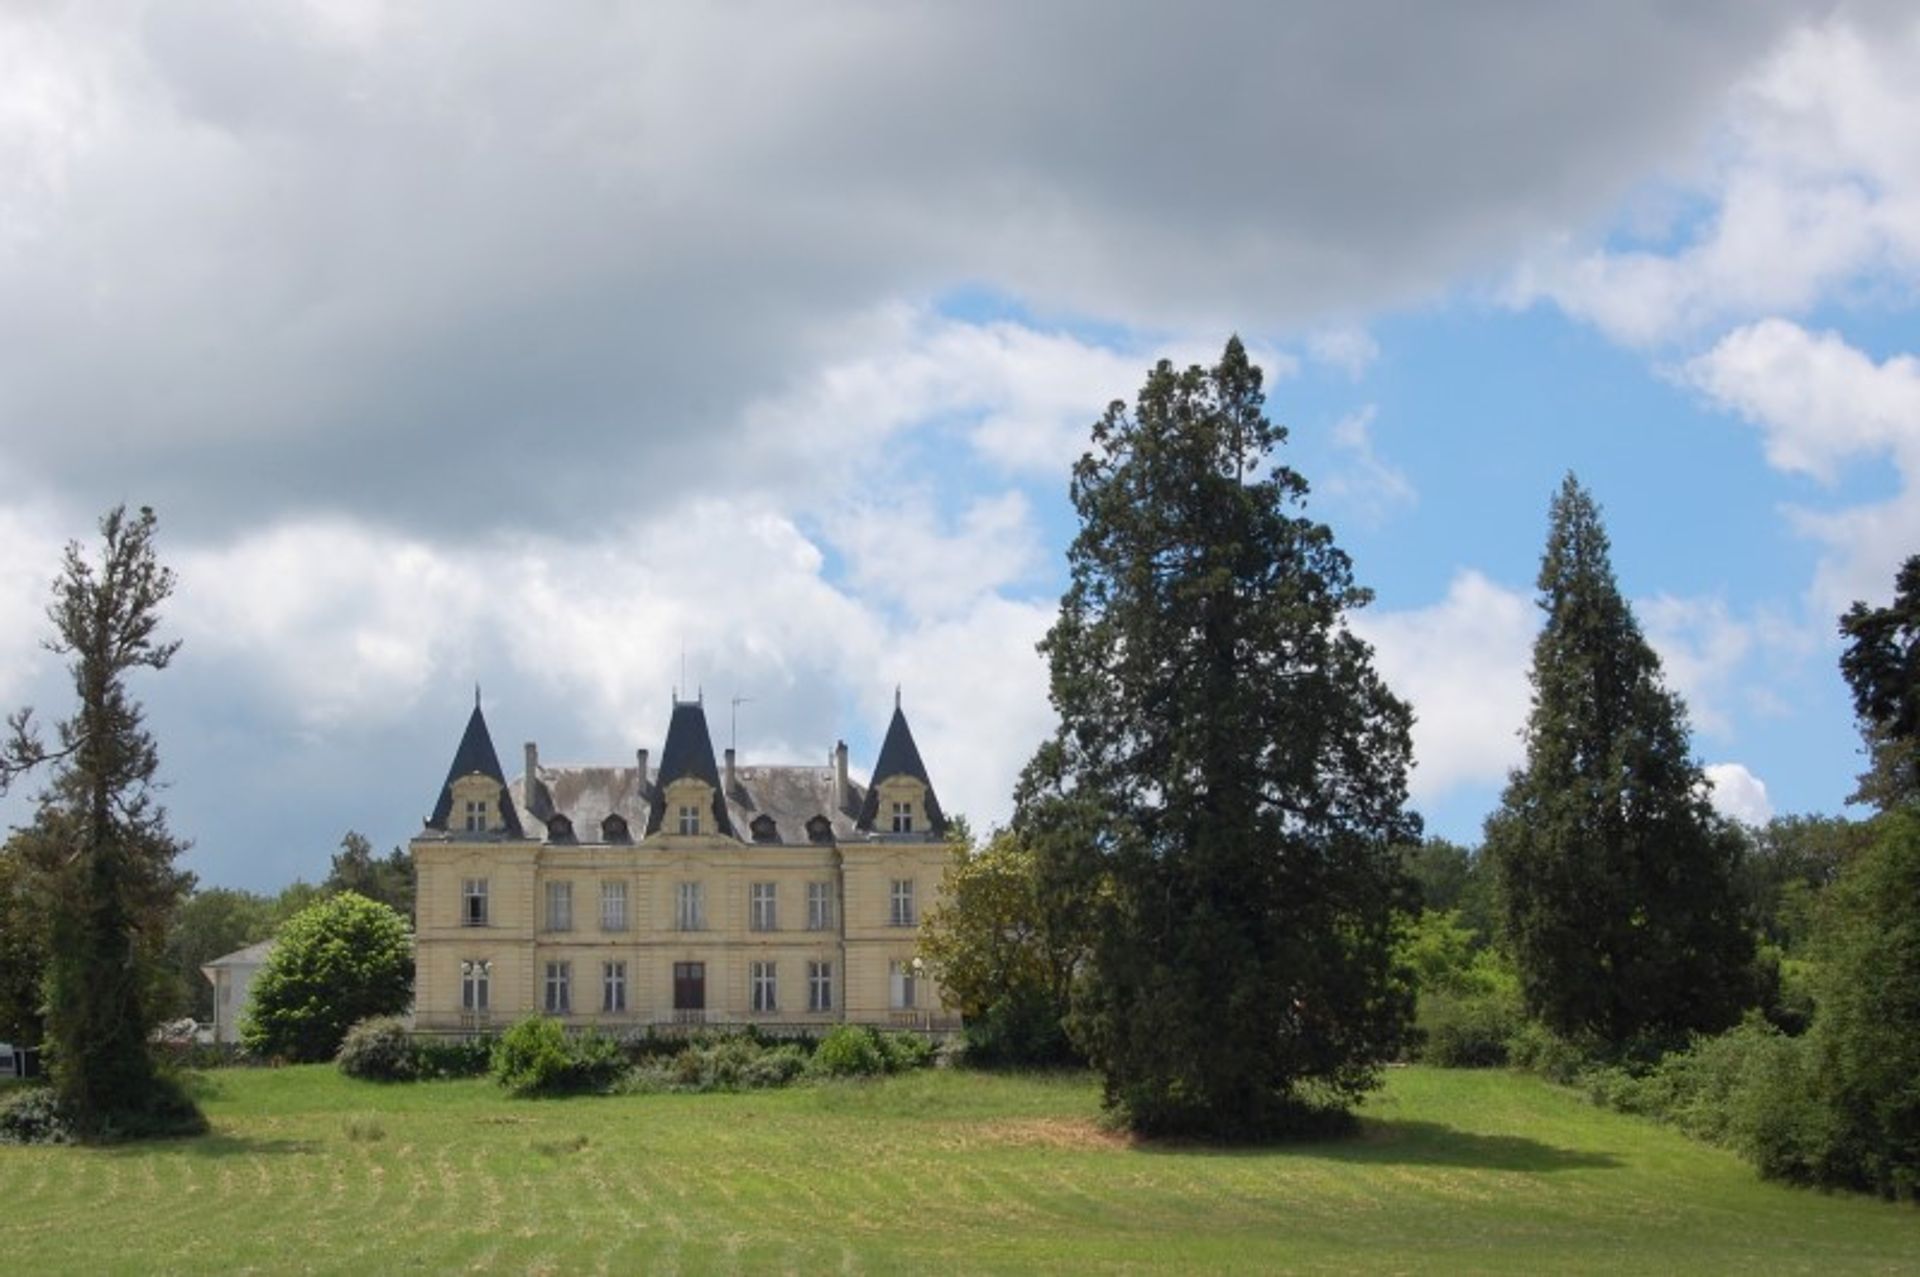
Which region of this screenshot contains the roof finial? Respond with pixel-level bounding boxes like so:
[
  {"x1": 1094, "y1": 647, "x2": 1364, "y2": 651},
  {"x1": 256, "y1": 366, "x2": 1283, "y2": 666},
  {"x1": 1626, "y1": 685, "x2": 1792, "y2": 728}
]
[
  {"x1": 474, "y1": 682, "x2": 482, "y2": 711},
  {"x1": 895, "y1": 683, "x2": 902, "y2": 711}
]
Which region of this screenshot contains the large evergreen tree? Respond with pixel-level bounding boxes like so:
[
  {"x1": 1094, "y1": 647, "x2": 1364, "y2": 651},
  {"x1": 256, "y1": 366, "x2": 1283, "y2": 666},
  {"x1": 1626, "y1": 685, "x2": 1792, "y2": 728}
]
[
  {"x1": 1486, "y1": 476, "x2": 1752, "y2": 1047},
  {"x1": 1838, "y1": 553, "x2": 1920, "y2": 811},
  {"x1": 0, "y1": 505, "x2": 203, "y2": 1138},
  {"x1": 1020, "y1": 337, "x2": 1417, "y2": 1138}
]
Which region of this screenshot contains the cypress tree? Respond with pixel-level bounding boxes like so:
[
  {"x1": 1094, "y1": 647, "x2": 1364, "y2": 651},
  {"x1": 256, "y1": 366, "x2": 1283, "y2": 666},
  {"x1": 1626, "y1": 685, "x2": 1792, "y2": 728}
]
[
  {"x1": 1021, "y1": 337, "x2": 1418, "y2": 1138},
  {"x1": 1486, "y1": 476, "x2": 1752, "y2": 1047}
]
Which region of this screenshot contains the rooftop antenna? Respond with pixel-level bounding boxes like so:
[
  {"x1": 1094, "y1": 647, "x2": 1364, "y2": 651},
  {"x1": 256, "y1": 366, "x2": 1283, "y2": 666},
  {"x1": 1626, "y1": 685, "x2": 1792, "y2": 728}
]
[
  {"x1": 730, "y1": 694, "x2": 754, "y2": 752},
  {"x1": 680, "y1": 640, "x2": 687, "y2": 703}
]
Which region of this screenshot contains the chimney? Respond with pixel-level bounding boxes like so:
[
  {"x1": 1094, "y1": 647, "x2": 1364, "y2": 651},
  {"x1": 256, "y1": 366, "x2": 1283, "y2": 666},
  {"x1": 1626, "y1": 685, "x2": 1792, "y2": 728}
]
[
  {"x1": 636, "y1": 748, "x2": 650, "y2": 792},
  {"x1": 523, "y1": 742, "x2": 539, "y2": 812},
  {"x1": 724, "y1": 747, "x2": 737, "y2": 794},
  {"x1": 833, "y1": 739, "x2": 849, "y2": 811}
]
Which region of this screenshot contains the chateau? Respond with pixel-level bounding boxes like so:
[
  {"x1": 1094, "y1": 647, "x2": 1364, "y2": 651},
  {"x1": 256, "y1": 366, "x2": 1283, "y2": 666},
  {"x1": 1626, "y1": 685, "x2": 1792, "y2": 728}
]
[{"x1": 411, "y1": 693, "x2": 955, "y2": 1032}]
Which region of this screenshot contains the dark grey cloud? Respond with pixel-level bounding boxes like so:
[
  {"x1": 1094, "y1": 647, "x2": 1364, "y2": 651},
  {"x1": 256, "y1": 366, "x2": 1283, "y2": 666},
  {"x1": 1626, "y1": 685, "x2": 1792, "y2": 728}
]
[{"x1": 0, "y1": 0, "x2": 1818, "y2": 539}]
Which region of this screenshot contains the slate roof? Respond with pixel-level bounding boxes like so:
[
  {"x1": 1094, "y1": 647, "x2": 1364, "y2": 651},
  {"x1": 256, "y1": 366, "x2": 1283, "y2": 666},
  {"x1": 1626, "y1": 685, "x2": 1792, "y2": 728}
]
[
  {"x1": 646, "y1": 701, "x2": 734, "y2": 837},
  {"x1": 855, "y1": 705, "x2": 947, "y2": 834},
  {"x1": 511, "y1": 762, "x2": 867, "y2": 848},
  {"x1": 425, "y1": 702, "x2": 526, "y2": 837}
]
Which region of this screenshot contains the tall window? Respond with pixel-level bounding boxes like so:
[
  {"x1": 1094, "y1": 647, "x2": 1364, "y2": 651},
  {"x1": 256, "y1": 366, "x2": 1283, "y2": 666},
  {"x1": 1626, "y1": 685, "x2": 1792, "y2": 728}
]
[
  {"x1": 891, "y1": 801, "x2": 913, "y2": 833},
  {"x1": 751, "y1": 961, "x2": 777, "y2": 1013},
  {"x1": 808, "y1": 960, "x2": 833, "y2": 1012},
  {"x1": 544, "y1": 961, "x2": 571, "y2": 1014},
  {"x1": 889, "y1": 959, "x2": 918, "y2": 1010},
  {"x1": 464, "y1": 799, "x2": 488, "y2": 832},
  {"x1": 601, "y1": 880, "x2": 628, "y2": 932},
  {"x1": 462, "y1": 878, "x2": 489, "y2": 926},
  {"x1": 602, "y1": 961, "x2": 627, "y2": 1013},
  {"x1": 749, "y1": 882, "x2": 777, "y2": 932},
  {"x1": 678, "y1": 805, "x2": 700, "y2": 835},
  {"x1": 545, "y1": 881, "x2": 573, "y2": 932},
  {"x1": 461, "y1": 959, "x2": 490, "y2": 1012},
  {"x1": 676, "y1": 881, "x2": 705, "y2": 931},
  {"x1": 673, "y1": 961, "x2": 705, "y2": 1011},
  {"x1": 807, "y1": 881, "x2": 833, "y2": 931},
  {"x1": 889, "y1": 879, "x2": 916, "y2": 927}
]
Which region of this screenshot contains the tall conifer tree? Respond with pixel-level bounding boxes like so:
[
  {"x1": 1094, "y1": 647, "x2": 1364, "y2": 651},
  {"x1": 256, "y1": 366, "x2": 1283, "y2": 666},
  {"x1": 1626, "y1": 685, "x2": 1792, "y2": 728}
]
[
  {"x1": 1486, "y1": 476, "x2": 1752, "y2": 1046},
  {"x1": 1020, "y1": 338, "x2": 1417, "y2": 1138},
  {"x1": 1, "y1": 506, "x2": 202, "y2": 1137}
]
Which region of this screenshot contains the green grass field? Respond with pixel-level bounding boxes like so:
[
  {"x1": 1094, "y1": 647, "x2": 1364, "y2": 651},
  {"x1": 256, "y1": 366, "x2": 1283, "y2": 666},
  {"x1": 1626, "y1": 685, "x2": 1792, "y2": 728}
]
[{"x1": 2, "y1": 1065, "x2": 1916, "y2": 1274}]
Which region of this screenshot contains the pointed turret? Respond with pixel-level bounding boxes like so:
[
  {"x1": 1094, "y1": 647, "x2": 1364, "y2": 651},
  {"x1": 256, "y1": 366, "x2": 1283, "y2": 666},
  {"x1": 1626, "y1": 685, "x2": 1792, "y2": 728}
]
[
  {"x1": 856, "y1": 699, "x2": 946, "y2": 835},
  {"x1": 425, "y1": 698, "x2": 525, "y2": 837},
  {"x1": 645, "y1": 698, "x2": 735, "y2": 837}
]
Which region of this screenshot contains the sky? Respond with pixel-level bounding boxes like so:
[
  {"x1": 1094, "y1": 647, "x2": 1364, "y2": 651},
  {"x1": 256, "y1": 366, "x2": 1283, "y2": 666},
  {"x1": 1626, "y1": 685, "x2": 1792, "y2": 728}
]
[{"x1": 1, "y1": 1, "x2": 1916, "y2": 891}]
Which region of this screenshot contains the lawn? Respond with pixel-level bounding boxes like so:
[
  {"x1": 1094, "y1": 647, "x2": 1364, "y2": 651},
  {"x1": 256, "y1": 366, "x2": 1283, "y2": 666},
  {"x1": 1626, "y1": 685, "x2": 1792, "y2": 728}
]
[{"x1": 2, "y1": 1065, "x2": 1916, "y2": 1274}]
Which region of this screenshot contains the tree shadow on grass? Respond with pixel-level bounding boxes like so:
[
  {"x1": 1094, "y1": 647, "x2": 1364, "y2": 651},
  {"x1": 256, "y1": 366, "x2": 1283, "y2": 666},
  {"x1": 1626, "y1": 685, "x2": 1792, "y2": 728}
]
[
  {"x1": 1137, "y1": 1119, "x2": 1619, "y2": 1173},
  {"x1": 95, "y1": 1131, "x2": 319, "y2": 1158}
]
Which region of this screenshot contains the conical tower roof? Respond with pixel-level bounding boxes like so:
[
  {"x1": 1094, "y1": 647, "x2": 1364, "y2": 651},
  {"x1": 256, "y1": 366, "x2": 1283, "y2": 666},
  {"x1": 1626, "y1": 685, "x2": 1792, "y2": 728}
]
[
  {"x1": 426, "y1": 698, "x2": 525, "y2": 837},
  {"x1": 855, "y1": 701, "x2": 946, "y2": 833}
]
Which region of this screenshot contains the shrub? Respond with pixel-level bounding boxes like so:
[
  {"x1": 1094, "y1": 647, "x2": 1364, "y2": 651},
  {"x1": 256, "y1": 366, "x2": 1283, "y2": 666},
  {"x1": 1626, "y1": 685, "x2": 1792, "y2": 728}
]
[
  {"x1": 242, "y1": 893, "x2": 412, "y2": 1063},
  {"x1": 877, "y1": 1030, "x2": 935, "y2": 1073},
  {"x1": 1418, "y1": 992, "x2": 1521, "y2": 1068},
  {"x1": 490, "y1": 1017, "x2": 624, "y2": 1096},
  {"x1": 412, "y1": 1035, "x2": 495, "y2": 1079},
  {"x1": 336, "y1": 1016, "x2": 416, "y2": 1082},
  {"x1": 811, "y1": 1025, "x2": 886, "y2": 1078},
  {"x1": 616, "y1": 1035, "x2": 813, "y2": 1094},
  {"x1": 1507, "y1": 1020, "x2": 1591, "y2": 1084},
  {"x1": 0, "y1": 1087, "x2": 71, "y2": 1146}
]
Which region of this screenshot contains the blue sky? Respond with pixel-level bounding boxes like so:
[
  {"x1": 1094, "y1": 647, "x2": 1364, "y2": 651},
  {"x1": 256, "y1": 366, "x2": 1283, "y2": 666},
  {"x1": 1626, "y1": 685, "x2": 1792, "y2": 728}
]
[{"x1": 0, "y1": 2, "x2": 1915, "y2": 889}]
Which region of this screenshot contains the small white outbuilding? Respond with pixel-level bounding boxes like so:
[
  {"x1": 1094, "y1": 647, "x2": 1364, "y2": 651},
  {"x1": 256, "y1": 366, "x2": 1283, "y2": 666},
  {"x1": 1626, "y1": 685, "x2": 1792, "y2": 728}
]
[{"x1": 201, "y1": 939, "x2": 275, "y2": 1044}]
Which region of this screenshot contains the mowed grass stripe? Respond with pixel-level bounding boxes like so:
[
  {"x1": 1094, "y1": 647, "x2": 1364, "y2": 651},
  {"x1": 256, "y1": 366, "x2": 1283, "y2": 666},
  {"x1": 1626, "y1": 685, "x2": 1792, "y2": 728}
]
[{"x1": 1, "y1": 1066, "x2": 1917, "y2": 1274}]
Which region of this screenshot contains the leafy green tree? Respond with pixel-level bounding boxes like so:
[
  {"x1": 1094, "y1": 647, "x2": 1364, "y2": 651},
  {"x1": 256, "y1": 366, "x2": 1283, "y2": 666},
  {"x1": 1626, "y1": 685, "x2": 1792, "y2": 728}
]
[
  {"x1": 1736, "y1": 814, "x2": 1872, "y2": 955},
  {"x1": 0, "y1": 835, "x2": 49, "y2": 1046},
  {"x1": 1839, "y1": 554, "x2": 1920, "y2": 811},
  {"x1": 1486, "y1": 476, "x2": 1753, "y2": 1048},
  {"x1": 0, "y1": 506, "x2": 202, "y2": 1138},
  {"x1": 242, "y1": 892, "x2": 412, "y2": 1062},
  {"x1": 163, "y1": 887, "x2": 277, "y2": 1022},
  {"x1": 324, "y1": 830, "x2": 415, "y2": 921},
  {"x1": 1020, "y1": 337, "x2": 1418, "y2": 1137},
  {"x1": 1399, "y1": 837, "x2": 1497, "y2": 942},
  {"x1": 919, "y1": 826, "x2": 1091, "y2": 1064},
  {"x1": 1799, "y1": 809, "x2": 1920, "y2": 1198}
]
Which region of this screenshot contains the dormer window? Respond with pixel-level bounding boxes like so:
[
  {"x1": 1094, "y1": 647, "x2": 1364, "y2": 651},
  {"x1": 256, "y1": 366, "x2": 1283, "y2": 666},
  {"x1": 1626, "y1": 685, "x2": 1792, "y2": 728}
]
[
  {"x1": 464, "y1": 799, "x2": 488, "y2": 833},
  {"x1": 601, "y1": 814, "x2": 631, "y2": 844},
  {"x1": 751, "y1": 814, "x2": 778, "y2": 843},
  {"x1": 891, "y1": 801, "x2": 913, "y2": 833},
  {"x1": 678, "y1": 805, "x2": 700, "y2": 836},
  {"x1": 806, "y1": 815, "x2": 834, "y2": 845}
]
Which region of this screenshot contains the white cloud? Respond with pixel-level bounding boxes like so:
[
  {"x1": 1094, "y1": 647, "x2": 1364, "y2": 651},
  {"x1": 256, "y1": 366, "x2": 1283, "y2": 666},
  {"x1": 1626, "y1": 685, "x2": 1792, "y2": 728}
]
[
  {"x1": 1639, "y1": 594, "x2": 1757, "y2": 738},
  {"x1": 1307, "y1": 326, "x2": 1380, "y2": 380},
  {"x1": 1703, "y1": 761, "x2": 1773, "y2": 825},
  {"x1": 0, "y1": 1, "x2": 1810, "y2": 533},
  {"x1": 1353, "y1": 570, "x2": 1536, "y2": 799},
  {"x1": 1510, "y1": 15, "x2": 1920, "y2": 347},
  {"x1": 1320, "y1": 406, "x2": 1416, "y2": 527},
  {"x1": 1681, "y1": 320, "x2": 1920, "y2": 613}
]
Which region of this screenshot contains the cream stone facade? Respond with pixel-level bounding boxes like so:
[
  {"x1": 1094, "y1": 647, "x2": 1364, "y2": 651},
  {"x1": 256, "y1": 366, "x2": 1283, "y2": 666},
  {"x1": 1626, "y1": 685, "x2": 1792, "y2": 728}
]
[{"x1": 412, "y1": 693, "x2": 953, "y2": 1033}]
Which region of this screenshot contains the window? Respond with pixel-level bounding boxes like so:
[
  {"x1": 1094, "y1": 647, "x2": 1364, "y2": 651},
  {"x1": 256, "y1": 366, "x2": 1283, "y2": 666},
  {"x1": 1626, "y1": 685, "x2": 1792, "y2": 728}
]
[
  {"x1": 678, "y1": 805, "x2": 700, "y2": 835},
  {"x1": 891, "y1": 801, "x2": 913, "y2": 833},
  {"x1": 461, "y1": 959, "x2": 491, "y2": 1013},
  {"x1": 464, "y1": 799, "x2": 488, "y2": 833},
  {"x1": 889, "y1": 879, "x2": 916, "y2": 927},
  {"x1": 751, "y1": 961, "x2": 777, "y2": 1013},
  {"x1": 673, "y1": 961, "x2": 705, "y2": 1011},
  {"x1": 602, "y1": 961, "x2": 627, "y2": 1014},
  {"x1": 546, "y1": 880, "x2": 573, "y2": 932},
  {"x1": 675, "y1": 881, "x2": 705, "y2": 931},
  {"x1": 808, "y1": 960, "x2": 833, "y2": 1012},
  {"x1": 462, "y1": 878, "x2": 489, "y2": 927},
  {"x1": 807, "y1": 881, "x2": 833, "y2": 931},
  {"x1": 889, "y1": 959, "x2": 918, "y2": 1010},
  {"x1": 544, "y1": 961, "x2": 571, "y2": 1014},
  {"x1": 601, "y1": 880, "x2": 628, "y2": 932},
  {"x1": 749, "y1": 882, "x2": 777, "y2": 932}
]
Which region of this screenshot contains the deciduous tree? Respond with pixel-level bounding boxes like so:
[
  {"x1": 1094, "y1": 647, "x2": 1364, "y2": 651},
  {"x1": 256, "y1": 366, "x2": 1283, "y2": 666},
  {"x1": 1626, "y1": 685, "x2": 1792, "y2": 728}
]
[
  {"x1": 1485, "y1": 476, "x2": 1753, "y2": 1048},
  {"x1": 1839, "y1": 553, "x2": 1920, "y2": 810},
  {"x1": 242, "y1": 892, "x2": 412, "y2": 1062},
  {"x1": 1020, "y1": 337, "x2": 1417, "y2": 1137}
]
